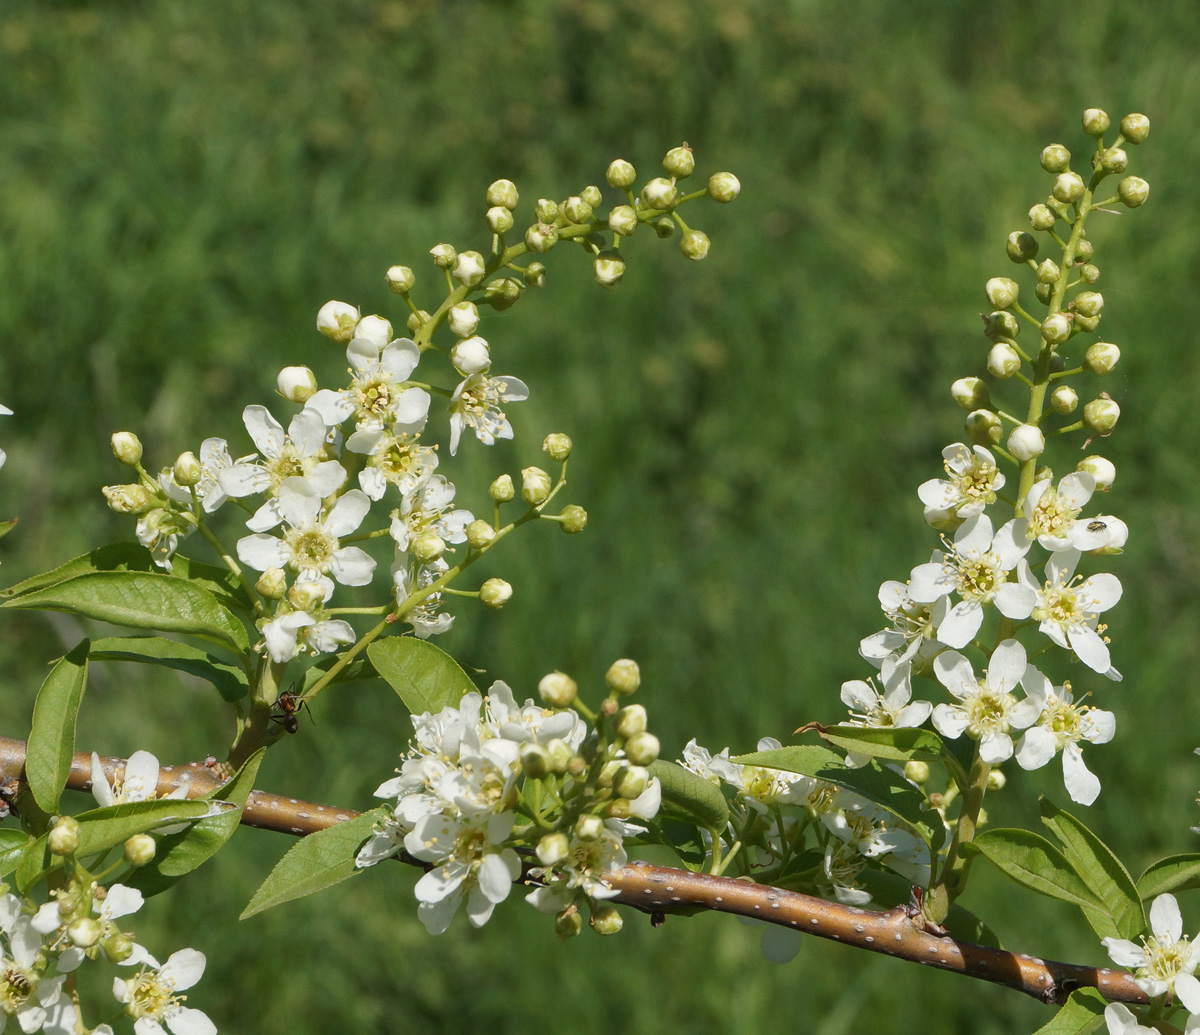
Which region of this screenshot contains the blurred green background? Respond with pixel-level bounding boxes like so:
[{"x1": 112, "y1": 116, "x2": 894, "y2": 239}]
[{"x1": 2, "y1": 0, "x2": 1200, "y2": 1031}]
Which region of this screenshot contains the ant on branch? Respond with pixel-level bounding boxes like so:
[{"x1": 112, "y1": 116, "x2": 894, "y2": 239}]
[{"x1": 271, "y1": 689, "x2": 313, "y2": 735}]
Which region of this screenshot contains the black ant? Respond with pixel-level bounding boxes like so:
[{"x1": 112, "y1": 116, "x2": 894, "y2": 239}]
[{"x1": 272, "y1": 690, "x2": 312, "y2": 735}]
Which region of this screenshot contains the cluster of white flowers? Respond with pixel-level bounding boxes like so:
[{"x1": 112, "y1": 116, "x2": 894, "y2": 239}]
[
  {"x1": 0, "y1": 884, "x2": 213, "y2": 1035},
  {"x1": 357, "y1": 680, "x2": 661, "y2": 935}
]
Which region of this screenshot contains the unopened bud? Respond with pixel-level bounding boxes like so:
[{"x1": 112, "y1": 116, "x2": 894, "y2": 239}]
[
  {"x1": 653, "y1": 217, "x2": 675, "y2": 239},
  {"x1": 519, "y1": 742, "x2": 549, "y2": 778},
  {"x1": 68, "y1": 917, "x2": 102, "y2": 948},
  {"x1": 1118, "y1": 176, "x2": 1149, "y2": 208},
  {"x1": 102, "y1": 932, "x2": 135, "y2": 964},
  {"x1": 593, "y1": 251, "x2": 626, "y2": 287},
  {"x1": 1082, "y1": 107, "x2": 1111, "y2": 137},
  {"x1": 316, "y1": 300, "x2": 359, "y2": 343},
  {"x1": 1073, "y1": 291, "x2": 1104, "y2": 318},
  {"x1": 624, "y1": 732, "x2": 660, "y2": 766},
  {"x1": 453, "y1": 251, "x2": 486, "y2": 287},
  {"x1": 386, "y1": 265, "x2": 416, "y2": 294},
  {"x1": 983, "y1": 311, "x2": 1020, "y2": 340},
  {"x1": 987, "y1": 769, "x2": 1007, "y2": 791},
  {"x1": 556, "y1": 908, "x2": 584, "y2": 940},
  {"x1": 277, "y1": 365, "x2": 318, "y2": 404},
  {"x1": 255, "y1": 567, "x2": 288, "y2": 600},
  {"x1": 536, "y1": 832, "x2": 570, "y2": 866},
  {"x1": 559, "y1": 505, "x2": 588, "y2": 534},
  {"x1": 680, "y1": 230, "x2": 710, "y2": 261},
  {"x1": 1050, "y1": 385, "x2": 1079, "y2": 414},
  {"x1": 1036, "y1": 259, "x2": 1061, "y2": 284},
  {"x1": 448, "y1": 302, "x2": 481, "y2": 339},
  {"x1": 1079, "y1": 263, "x2": 1101, "y2": 285},
  {"x1": 580, "y1": 185, "x2": 602, "y2": 208},
  {"x1": 103, "y1": 484, "x2": 153, "y2": 514},
  {"x1": 545, "y1": 738, "x2": 574, "y2": 774},
  {"x1": 429, "y1": 243, "x2": 457, "y2": 268},
  {"x1": 616, "y1": 765, "x2": 649, "y2": 800},
  {"x1": 411, "y1": 532, "x2": 446, "y2": 564},
  {"x1": 1078, "y1": 455, "x2": 1116, "y2": 491},
  {"x1": 614, "y1": 704, "x2": 648, "y2": 739},
  {"x1": 965, "y1": 409, "x2": 1003, "y2": 446},
  {"x1": 111, "y1": 432, "x2": 143, "y2": 467},
  {"x1": 1099, "y1": 147, "x2": 1128, "y2": 174},
  {"x1": 288, "y1": 580, "x2": 326, "y2": 611},
  {"x1": 1120, "y1": 113, "x2": 1150, "y2": 145},
  {"x1": 490, "y1": 474, "x2": 515, "y2": 502},
  {"x1": 1008, "y1": 424, "x2": 1045, "y2": 462},
  {"x1": 1006, "y1": 231, "x2": 1038, "y2": 263},
  {"x1": 904, "y1": 760, "x2": 931, "y2": 785},
  {"x1": 1040, "y1": 313, "x2": 1072, "y2": 344},
  {"x1": 1085, "y1": 342, "x2": 1120, "y2": 374},
  {"x1": 1075, "y1": 239, "x2": 1095, "y2": 262},
  {"x1": 1053, "y1": 171, "x2": 1086, "y2": 204},
  {"x1": 1035, "y1": 282, "x2": 1053, "y2": 305},
  {"x1": 521, "y1": 466, "x2": 552, "y2": 505},
  {"x1": 483, "y1": 277, "x2": 523, "y2": 310},
  {"x1": 641, "y1": 177, "x2": 678, "y2": 210},
  {"x1": 985, "y1": 277, "x2": 1019, "y2": 310},
  {"x1": 605, "y1": 658, "x2": 641, "y2": 695},
  {"x1": 1084, "y1": 398, "x2": 1120, "y2": 435},
  {"x1": 609, "y1": 205, "x2": 639, "y2": 236},
  {"x1": 1040, "y1": 144, "x2": 1071, "y2": 174},
  {"x1": 607, "y1": 159, "x2": 636, "y2": 189},
  {"x1": 487, "y1": 206, "x2": 515, "y2": 234},
  {"x1": 466, "y1": 519, "x2": 496, "y2": 550},
  {"x1": 538, "y1": 670, "x2": 577, "y2": 708},
  {"x1": 663, "y1": 145, "x2": 695, "y2": 178},
  {"x1": 124, "y1": 833, "x2": 157, "y2": 867},
  {"x1": 543, "y1": 433, "x2": 573, "y2": 461},
  {"x1": 450, "y1": 335, "x2": 491, "y2": 375},
  {"x1": 574, "y1": 814, "x2": 605, "y2": 842},
  {"x1": 525, "y1": 225, "x2": 558, "y2": 253},
  {"x1": 480, "y1": 578, "x2": 512, "y2": 609},
  {"x1": 173, "y1": 451, "x2": 202, "y2": 487},
  {"x1": 524, "y1": 262, "x2": 547, "y2": 288},
  {"x1": 951, "y1": 377, "x2": 989, "y2": 410},
  {"x1": 707, "y1": 171, "x2": 740, "y2": 202},
  {"x1": 355, "y1": 316, "x2": 392, "y2": 348},
  {"x1": 987, "y1": 343, "x2": 1021, "y2": 379},
  {"x1": 562, "y1": 196, "x2": 594, "y2": 224},
  {"x1": 406, "y1": 310, "x2": 431, "y2": 334},
  {"x1": 487, "y1": 178, "x2": 519, "y2": 210},
  {"x1": 1029, "y1": 204, "x2": 1057, "y2": 231},
  {"x1": 49, "y1": 817, "x2": 80, "y2": 856}
]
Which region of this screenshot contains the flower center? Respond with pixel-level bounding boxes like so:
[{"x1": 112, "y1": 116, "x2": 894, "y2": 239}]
[
  {"x1": 355, "y1": 375, "x2": 399, "y2": 420},
  {"x1": 963, "y1": 686, "x2": 1015, "y2": 737},
  {"x1": 1033, "y1": 580, "x2": 1094, "y2": 628},
  {"x1": 287, "y1": 527, "x2": 336, "y2": 573},
  {"x1": 125, "y1": 970, "x2": 179, "y2": 1022},
  {"x1": 949, "y1": 452, "x2": 1000, "y2": 506},
  {"x1": 268, "y1": 446, "x2": 310, "y2": 490},
  {"x1": 1142, "y1": 933, "x2": 1193, "y2": 986},
  {"x1": 0, "y1": 967, "x2": 35, "y2": 1014},
  {"x1": 953, "y1": 550, "x2": 1003, "y2": 601}
]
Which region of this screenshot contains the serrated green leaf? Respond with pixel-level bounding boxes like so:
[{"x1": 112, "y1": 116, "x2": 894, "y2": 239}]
[
  {"x1": 126, "y1": 750, "x2": 265, "y2": 897},
  {"x1": 648, "y1": 759, "x2": 729, "y2": 830},
  {"x1": 3, "y1": 572, "x2": 249, "y2": 654},
  {"x1": 1040, "y1": 797, "x2": 1143, "y2": 941},
  {"x1": 367, "y1": 637, "x2": 477, "y2": 715},
  {"x1": 966, "y1": 828, "x2": 1108, "y2": 911},
  {"x1": 0, "y1": 831, "x2": 31, "y2": 877},
  {"x1": 820, "y1": 724, "x2": 968, "y2": 789},
  {"x1": 240, "y1": 810, "x2": 383, "y2": 919},
  {"x1": 90, "y1": 636, "x2": 248, "y2": 702},
  {"x1": 300, "y1": 653, "x2": 378, "y2": 695},
  {"x1": 17, "y1": 799, "x2": 213, "y2": 892},
  {"x1": 734, "y1": 744, "x2": 944, "y2": 852},
  {"x1": 1030, "y1": 988, "x2": 1107, "y2": 1035},
  {"x1": 3, "y1": 542, "x2": 167, "y2": 598},
  {"x1": 1136, "y1": 854, "x2": 1200, "y2": 900},
  {"x1": 26, "y1": 641, "x2": 89, "y2": 814}
]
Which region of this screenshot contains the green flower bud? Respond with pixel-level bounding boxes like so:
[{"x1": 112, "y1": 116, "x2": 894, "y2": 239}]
[
  {"x1": 616, "y1": 765, "x2": 649, "y2": 800},
  {"x1": 607, "y1": 159, "x2": 637, "y2": 189},
  {"x1": 605, "y1": 658, "x2": 641, "y2": 695},
  {"x1": 641, "y1": 177, "x2": 678, "y2": 210},
  {"x1": 1040, "y1": 313, "x2": 1072, "y2": 344},
  {"x1": 707, "y1": 171, "x2": 740, "y2": 202},
  {"x1": 466, "y1": 519, "x2": 496, "y2": 550},
  {"x1": 965, "y1": 409, "x2": 1003, "y2": 446},
  {"x1": 386, "y1": 265, "x2": 416, "y2": 294},
  {"x1": 411, "y1": 531, "x2": 446, "y2": 564},
  {"x1": 624, "y1": 731, "x2": 660, "y2": 766},
  {"x1": 490, "y1": 474, "x2": 515, "y2": 502},
  {"x1": 429, "y1": 243, "x2": 457, "y2": 268},
  {"x1": 1073, "y1": 291, "x2": 1104, "y2": 318},
  {"x1": 487, "y1": 206, "x2": 515, "y2": 235},
  {"x1": 904, "y1": 760, "x2": 930, "y2": 785},
  {"x1": 277, "y1": 365, "x2": 318, "y2": 403},
  {"x1": 663, "y1": 144, "x2": 695, "y2": 178},
  {"x1": 1078, "y1": 455, "x2": 1116, "y2": 491},
  {"x1": 1085, "y1": 342, "x2": 1120, "y2": 374},
  {"x1": 1082, "y1": 107, "x2": 1111, "y2": 137},
  {"x1": 1053, "y1": 171, "x2": 1085, "y2": 204},
  {"x1": 591, "y1": 904, "x2": 624, "y2": 936},
  {"x1": 1050, "y1": 385, "x2": 1079, "y2": 414},
  {"x1": 1006, "y1": 231, "x2": 1038, "y2": 263},
  {"x1": 535, "y1": 198, "x2": 559, "y2": 223},
  {"x1": 542, "y1": 433, "x2": 573, "y2": 461},
  {"x1": 609, "y1": 205, "x2": 639, "y2": 236},
  {"x1": 653, "y1": 217, "x2": 676, "y2": 239},
  {"x1": 172, "y1": 451, "x2": 202, "y2": 488},
  {"x1": 487, "y1": 178, "x2": 519, "y2": 210},
  {"x1": 255, "y1": 567, "x2": 287, "y2": 600},
  {"x1": 1120, "y1": 113, "x2": 1150, "y2": 145},
  {"x1": 556, "y1": 907, "x2": 584, "y2": 940},
  {"x1": 521, "y1": 466, "x2": 552, "y2": 505},
  {"x1": 124, "y1": 833, "x2": 157, "y2": 867},
  {"x1": 111, "y1": 432, "x2": 143, "y2": 467},
  {"x1": 562, "y1": 196, "x2": 594, "y2": 224},
  {"x1": 539, "y1": 670, "x2": 578, "y2": 708},
  {"x1": 519, "y1": 741, "x2": 550, "y2": 778},
  {"x1": 983, "y1": 311, "x2": 1020, "y2": 340},
  {"x1": 1040, "y1": 144, "x2": 1071, "y2": 173},
  {"x1": 453, "y1": 251, "x2": 486, "y2": 287},
  {"x1": 1075, "y1": 314, "x2": 1100, "y2": 333},
  {"x1": 1084, "y1": 397, "x2": 1120, "y2": 435},
  {"x1": 102, "y1": 932, "x2": 135, "y2": 964},
  {"x1": 288, "y1": 579, "x2": 326, "y2": 611},
  {"x1": 680, "y1": 230, "x2": 710, "y2": 261},
  {"x1": 1008, "y1": 424, "x2": 1045, "y2": 462},
  {"x1": 951, "y1": 377, "x2": 989, "y2": 410},
  {"x1": 480, "y1": 578, "x2": 512, "y2": 609},
  {"x1": 593, "y1": 251, "x2": 625, "y2": 287},
  {"x1": 614, "y1": 704, "x2": 648, "y2": 739},
  {"x1": 1035, "y1": 282, "x2": 1053, "y2": 305},
  {"x1": 1075, "y1": 238, "x2": 1095, "y2": 262},
  {"x1": 559, "y1": 505, "x2": 588, "y2": 534},
  {"x1": 1029, "y1": 204, "x2": 1057, "y2": 231},
  {"x1": 1099, "y1": 147, "x2": 1128, "y2": 174},
  {"x1": 68, "y1": 917, "x2": 102, "y2": 948},
  {"x1": 545, "y1": 738, "x2": 574, "y2": 774},
  {"x1": 536, "y1": 832, "x2": 570, "y2": 866},
  {"x1": 525, "y1": 225, "x2": 558, "y2": 253},
  {"x1": 607, "y1": 797, "x2": 632, "y2": 819},
  {"x1": 1119, "y1": 176, "x2": 1149, "y2": 208},
  {"x1": 406, "y1": 309, "x2": 431, "y2": 334},
  {"x1": 49, "y1": 816, "x2": 81, "y2": 856},
  {"x1": 987, "y1": 769, "x2": 1007, "y2": 791},
  {"x1": 524, "y1": 262, "x2": 547, "y2": 288},
  {"x1": 987, "y1": 343, "x2": 1021, "y2": 379},
  {"x1": 984, "y1": 277, "x2": 1019, "y2": 310},
  {"x1": 1036, "y1": 258, "x2": 1061, "y2": 284},
  {"x1": 1079, "y1": 263, "x2": 1100, "y2": 284},
  {"x1": 483, "y1": 277, "x2": 523, "y2": 311},
  {"x1": 575, "y1": 814, "x2": 605, "y2": 842}
]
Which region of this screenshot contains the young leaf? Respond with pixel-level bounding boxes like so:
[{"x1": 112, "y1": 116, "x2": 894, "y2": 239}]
[
  {"x1": 89, "y1": 636, "x2": 248, "y2": 703},
  {"x1": 964, "y1": 828, "x2": 1108, "y2": 912},
  {"x1": 1029, "y1": 987, "x2": 1107, "y2": 1035},
  {"x1": 648, "y1": 759, "x2": 729, "y2": 831},
  {"x1": 1136, "y1": 854, "x2": 1200, "y2": 900},
  {"x1": 367, "y1": 637, "x2": 478, "y2": 715},
  {"x1": 240, "y1": 810, "x2": 384, "y2": 919},
  {"x1": 26, "y1": 640, "x2": 89, "y2": 814},
  {"x1": 1040, "y1": 797, "x2": 1144, "y2": 941},
  {"x1": 3, "y1": 571, "x2": 249, "y2": 654},
  {"x1": 126, "y1": 749, "x2": 265, "y2": 897},
  {"x1": 0, "y1": 830, "x2": 30, "y2": 878},
  {"x1": 734, "y1": 744, "x2": 944, "y2": 852}
]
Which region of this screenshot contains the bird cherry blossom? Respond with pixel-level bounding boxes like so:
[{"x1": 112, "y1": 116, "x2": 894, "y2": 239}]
[
  {"x1": 1103, "y1": 894, "x2": 1200, "y2": 1011},
  {"x1": 918, "y1": 443, "x2": 1005, "y2": 524},
  {"x1": 447, "y1": 372, "x2": 529, "y2": 455}
]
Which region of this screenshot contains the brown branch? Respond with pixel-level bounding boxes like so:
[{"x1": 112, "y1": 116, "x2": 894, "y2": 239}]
[{"x1": 0, "y1": 737, "x2": 1145, "y2": 1007}]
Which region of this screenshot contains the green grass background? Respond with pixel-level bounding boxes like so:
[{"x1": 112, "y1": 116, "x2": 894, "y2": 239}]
[{"x1": 2, "y1": 1, "x2": 1200, "y2": 1031}]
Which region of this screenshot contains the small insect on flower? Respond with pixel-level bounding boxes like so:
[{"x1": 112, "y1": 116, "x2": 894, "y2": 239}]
[
  {"x1": 272, "y1": 690, "x2": 312, "y2": 735},
  {"x1": 1087, "y1": 520, "x2": 1107, "y2": 532}
]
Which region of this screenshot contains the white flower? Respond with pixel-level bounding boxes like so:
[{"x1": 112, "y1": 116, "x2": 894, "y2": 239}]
[
  {"x1": 135, "y1": 507, "x2": 194, "y2": 569},
  {"x1": 483, "y1": 681, "x2": 587, "y2": 750},
  {"x1": 305, "y1": 338, "x2": 430, "y2": 434},
  {"x1": 1014, "y1": 674, "x2": 1115, "y2": 805},
  {"x1": 448, "y1": 373, "x2": 529, "y2": 455},
  {"x1": 1102, "y1": 1003, "x2": 1159, "y2": 1035},
  {"x1": 840, "y1": 658, "x2": 932, "y2": 759},
  {"x1": 261, "y1": 597, "x2": 355, "y2": 664},
  {"x1": 1018, "y1": 472, "x2": 1124, "y2": 553},
  {"x1": 859, "y1": 580, "x2": 948, "y2": 664},
  {"x1": 393, "y1": 558, "x2": 454, "y2": 638},
  {"x1": 931, "y1": 640, "x2": 1044, "y2": 764},
  {"x1": 1103, "y1": 894, "x2": 1200, "y2": 1010},
  {"x1": 917, "y1": 443, "x2": 1005, "y2": 522},
  {"x1": 389, "y1": 475, "x2": 472, "y2": 552},
  {"x1": 0, "y1": 910, "x2": 71, "y2": 1035},
  {"x1": 908, "y1": 515, "x2": 1030, "y2": 649},
  {"x1": 526, "y1": 821, "x2": 629, "y2": 912},
  {"x1": 820, "y1": 839, "x2": 872, "y2": 905},
  {"x1": 237, "y1": 478, "x2": 376, "y2": 586},
  {"x1": 112, "y1": 947, "x2": 215, "y2": 1035},
  {"x1": 92, "y1": 751, "x2": 190, "y2": 808},
  {"x1": 344, "y1": 426, "x2": 437, "y2": 502}
]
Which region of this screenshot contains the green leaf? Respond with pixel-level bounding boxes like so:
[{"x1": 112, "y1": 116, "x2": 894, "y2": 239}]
[
  {"x1": 1029, "y1": 988, "x2": 1107, "y2": 1035},
  {"x1": 734, "y1": 744, "x2": 944, "y2": 852},
  {"x1": 3, "y1": 571, "x2": 249, "y2": 654},
  {"x1": 367, "y1": 637, "x2": 478, "y2": 715},
  {"x1": 1136, "y1": 854, "x2": 1200, "y2": 900},
  {"x1": 240, "y1": 810, "x2": 384, "y2": 919},
  {"x1": 126, "y1": 750, "x2": 265, "y2": 897},
  {"x1": 3, "y1": 542, "x2": 169, "y2": 598},
  {"x1": 0, "y1": 830, "x2": 31, "y2": 877},
  {"x1": 819, "y1": 724, "x2": 968, "y2": 789},
  {"x1": 964, "y1": 828, "x2": 1108, "y2": 911},
  {"x1": 90, "y1": 636, "x2": 248, "y2": 702},
  {"x1": 648, "y1": 759, "x2": 729, "y2": 831},
  {"x1": 16, "y1": 799, "x2": 214, "y2": 892},
  {"x1": 1040, "y1": 797, "x2": 1143, "y2": 941},
  {"x1": 299, "y1": 652, "x2": 378, "y2": 695},
  {"x1": 26, "y1": 641, "x2": 90, "y2": 814},
  {"x1": 0, "y1": 518, "x2": 15, "y2": 541}
]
